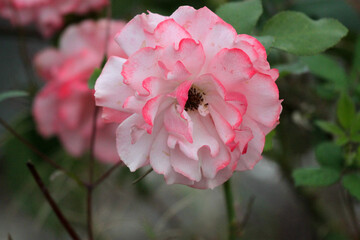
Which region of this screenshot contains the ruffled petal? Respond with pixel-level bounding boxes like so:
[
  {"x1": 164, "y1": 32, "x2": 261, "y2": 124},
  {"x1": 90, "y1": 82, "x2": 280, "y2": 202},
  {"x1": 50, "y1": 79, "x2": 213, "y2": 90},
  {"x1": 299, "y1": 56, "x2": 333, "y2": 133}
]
[
  {"x1": 95, "y1": 56, "x2": 134, "y2": 112},
  {"x1": 170, "y1": 145, "x2": 201, "y2": 182},
  {"x1": 115, "y1": 12, "x2": 168, "y2": 56},
  {"x1": 236, "y1": 116, "x2": 265, "y2": 171},
  {"x1": 208, "y1": 48, "x2": 255, "y2": 89},
  {"x1": 149, "y1": 126, "x2": 194, "y2": 185},
  {"x1": 168, "y1": 112, "x2": 219, "y2": 160},
  {"x1": 164, "y1": 104, "x2": 193, "y2": 143},
  {"x1": 146, "y1": 18, "x2": 191, "y2": 48},
  {"x1": 121, "y1": 47, "x2": 164, "y2": 95},
  {"x1": 162, "y1": 38, "x2": 205, "y2": 76},
  {"x1": 238, "y1": 73, "x2": 282, "y2": 128},
  {"x1": 170, "y1": 6, "x2": 224, "y2": 43},
  {"x1": 116, "y1": 114, "x2": 153, "y2": 171}
]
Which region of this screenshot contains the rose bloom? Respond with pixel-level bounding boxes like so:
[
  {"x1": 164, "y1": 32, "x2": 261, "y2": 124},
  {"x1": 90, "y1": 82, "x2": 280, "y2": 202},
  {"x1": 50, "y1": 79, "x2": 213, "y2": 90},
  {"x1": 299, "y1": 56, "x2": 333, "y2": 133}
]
[
  {"x1": 0, "y1": 0, "x2": 109, "y2": 37},
  {"x1": 33, "y1": 19, "x2": 126, "y2": 163},
  {"x1": 95, "y1": 6, "x2": 282, "y2": 188}
]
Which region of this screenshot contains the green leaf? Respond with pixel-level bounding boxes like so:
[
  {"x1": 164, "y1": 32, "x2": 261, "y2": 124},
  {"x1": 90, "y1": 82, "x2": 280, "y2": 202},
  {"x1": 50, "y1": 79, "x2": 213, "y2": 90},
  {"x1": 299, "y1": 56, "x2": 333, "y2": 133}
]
[
  {"x1": 337, "y1": 92, "x2": 356, "y2": 130},
  {"x1": 316, "y1": 120, "x2": 344, "y2": 136},
  {"x1": 315, "y1": 142, "x2": 343, "y2": 169},
  {"x1": 335, "y1": 135, "x2": 349, "y2": 146},
  {"x1": 301, "y1": 54, "x2": 348, "y2": 89},
  {"x1": 262, "y1": 11, "x2": 348, "y2": 55},
  {"x1": 342, "y1": 173, "x2": 360, "y2": 201},
  {"x1": 254, "y1": 36, "x2": 274, "y2": 52},
  {"x1": 0, "y1": 90, "x2": 28, "y2": 103},
  {"x1": 216, "y1": 0, "x2": 263, "y2": 34},
  {"x1": 88, "y1": 68, "x2": 101, "y2": 89},
  {"x1": 292, "y1": 168, "x2": 340, "y2": 187},
  {"x1": 264, "y1": 130, "x2": 276, "y2": 152},
  {"x1": 274, "y1": 61, "x2": 309, "y2": 77}
]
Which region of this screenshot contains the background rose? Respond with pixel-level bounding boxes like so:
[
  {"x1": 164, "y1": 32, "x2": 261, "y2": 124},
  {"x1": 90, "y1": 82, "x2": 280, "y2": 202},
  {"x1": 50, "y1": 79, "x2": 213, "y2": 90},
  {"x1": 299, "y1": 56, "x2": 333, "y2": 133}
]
[
  {"x1": 33, "y1": 19, "x2": 126, "y2": 163},
  {"x1": 0, "y1": 0, "x2": 109, "y2": 37},
  {"x1": 95, "y1": 6, "x2": 282, "y2": 189}
]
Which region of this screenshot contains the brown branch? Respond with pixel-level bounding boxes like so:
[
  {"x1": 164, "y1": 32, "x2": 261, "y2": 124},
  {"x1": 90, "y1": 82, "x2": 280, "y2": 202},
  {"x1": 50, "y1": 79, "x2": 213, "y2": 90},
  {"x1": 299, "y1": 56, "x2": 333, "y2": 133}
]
[
  {"x1": 132, "y1": 168, "x2": 153, "y2": 184},
  {"x1": 0, "y1": 117, "x2": 84, "y2": 185},
  {"x1": 92, "y1": 160, "x2": 123, "y2": 188},
  {"x1": 86, "y1": 106, "x2": 99, "y2": 240},
  {"x1": 8, "y1": 234, "x2": 13, "y2": 240},
  {"x1": 27, "y1": 162, "x2": 81, "y2": 240}
]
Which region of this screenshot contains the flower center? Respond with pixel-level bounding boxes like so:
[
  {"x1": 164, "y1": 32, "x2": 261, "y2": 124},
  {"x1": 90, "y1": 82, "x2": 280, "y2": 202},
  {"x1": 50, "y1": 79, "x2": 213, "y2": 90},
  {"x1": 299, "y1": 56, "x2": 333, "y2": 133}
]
[{"x1": 184, "y1": 86, "x2": 205, "y2": 111}]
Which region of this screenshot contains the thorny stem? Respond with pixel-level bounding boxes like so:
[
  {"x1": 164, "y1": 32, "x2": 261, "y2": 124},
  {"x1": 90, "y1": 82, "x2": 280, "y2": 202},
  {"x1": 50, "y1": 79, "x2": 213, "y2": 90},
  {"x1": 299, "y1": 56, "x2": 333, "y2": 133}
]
[
  {"x1": 223, "y1": 179, "x2": 238, "y2": 240},
  {"x1": 0, "y1": 117, "x2": 84, "y2": 185},
  {"x1": 86, "y1": 4, "x2": 113, "y2": 237},
  {"x1": 27, "y1": 162, "x2": 81, "y2": 240}
]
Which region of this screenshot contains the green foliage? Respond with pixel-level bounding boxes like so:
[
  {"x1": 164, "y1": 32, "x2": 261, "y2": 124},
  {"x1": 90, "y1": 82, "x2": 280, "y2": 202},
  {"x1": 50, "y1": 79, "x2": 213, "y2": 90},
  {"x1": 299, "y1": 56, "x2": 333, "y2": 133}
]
[
  {"x1": 337, "y1": 92, "x2": 356, "y2": 130},
  {"x1": 324, "y1": 231, "x2": 351, "y2": 240},
  {"x1": 88, "y1": 68, "x2": 101, "y2": 89},
  {"x1": 0, "y1": 90, "x2": 28, "y2": 103},
  {"x1": 342, "y1": 173, "x2": 360, "y2": 201},
  {"x1": 262, "y1": 11, "x2": 348, "y2": 55},
  {"x1": 316, "y1": 121, "x2": 344, "y2": 136},
  {"x1": 274, "y1": 61, "x2": 309, "y2": 78},
  {"x1": 315, "y1": 142, "x2": 343, "y2": 169},
  {"x1": 264, "y1": 130, "x2": 276, "y2": 152},
  {"x1": 255, "y1": 36, "x2": 274, "y2": 52},
  {"x1": 292, "y1": 168, "x2": 340, "y2": 187},
  {"x1": 301, "y1": 54, "x2": 348, "y2": 90},
  {"x1": 216, "y1": 0, "x2": 262, "y2": 34}
]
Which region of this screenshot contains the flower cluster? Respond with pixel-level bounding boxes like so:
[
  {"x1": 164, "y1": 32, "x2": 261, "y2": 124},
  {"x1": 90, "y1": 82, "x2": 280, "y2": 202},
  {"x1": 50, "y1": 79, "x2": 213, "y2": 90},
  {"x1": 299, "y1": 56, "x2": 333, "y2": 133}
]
[
  {"x1": 33, "y1": 19, "x2": 126, "y2": 163},
  {"x1": 0, "y1": 0, "x2": 109, "y2": 37},
  {"x1": 95, "y1": 6, "x2": 282, "y2": 189}
]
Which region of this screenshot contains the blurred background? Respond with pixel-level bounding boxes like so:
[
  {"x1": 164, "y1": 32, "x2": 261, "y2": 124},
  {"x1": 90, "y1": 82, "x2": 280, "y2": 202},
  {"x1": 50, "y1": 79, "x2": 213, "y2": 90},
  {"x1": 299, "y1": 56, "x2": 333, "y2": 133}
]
[{"x1": 0, "y1": 0, "x2": 360, "y2": 239}]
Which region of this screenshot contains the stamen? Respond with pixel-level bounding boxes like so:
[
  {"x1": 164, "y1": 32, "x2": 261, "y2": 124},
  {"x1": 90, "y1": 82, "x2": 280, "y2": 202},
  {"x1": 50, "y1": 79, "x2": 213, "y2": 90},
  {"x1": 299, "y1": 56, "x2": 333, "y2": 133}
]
[{"x1": 184, "y1": 86, "x2": 205, "y2": 111}]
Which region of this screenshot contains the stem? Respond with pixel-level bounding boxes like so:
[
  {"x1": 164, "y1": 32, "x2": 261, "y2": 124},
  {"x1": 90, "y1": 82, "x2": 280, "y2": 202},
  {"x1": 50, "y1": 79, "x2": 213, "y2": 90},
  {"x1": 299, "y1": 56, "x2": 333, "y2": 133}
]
[
  {"x1": 87, "y1": 186, "x2": 93, "y2": 240},
  {"x1": 27, "y1": 162, "x2": 81, "y2": 240},
  {"x1": 223, "y1": 179, "x2": 237, "y2": 240},
  {"x1": 92, "y1": 160, "x2": 122, "y2": 188},
  {"x1": 0, "y1": 117, "x2": 84, "y2": 185},
  {"x1": 132, "y1": 168, "x2": 153, "y2": 184},
  {"x1": 87, "y1": 107, "x2": 99, "y2": 240}
]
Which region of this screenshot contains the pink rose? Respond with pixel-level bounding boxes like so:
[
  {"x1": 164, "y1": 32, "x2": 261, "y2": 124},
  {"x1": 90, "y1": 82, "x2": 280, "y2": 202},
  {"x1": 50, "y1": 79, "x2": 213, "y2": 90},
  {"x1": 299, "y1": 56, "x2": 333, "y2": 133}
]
[
  {"x1": 95, "y1": 6, "x2": 282, "y2": 188},
  {"x1": 33, "y1": 19, "x2": 126, "y2": 163},
  {"x1": 0, "y1": 0, "x2": 109, "y2": 37}
]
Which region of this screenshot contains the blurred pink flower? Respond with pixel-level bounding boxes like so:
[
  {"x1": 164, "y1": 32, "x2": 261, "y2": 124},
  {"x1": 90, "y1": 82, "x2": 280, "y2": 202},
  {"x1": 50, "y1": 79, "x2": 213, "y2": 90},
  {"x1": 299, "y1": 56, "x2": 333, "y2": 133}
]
[
  {"x1": 95, "y1": 6, "x2": 282, "y2": 188},
  {"x1": 33, "y1": 19, "x2": 126, "y2": 163},
  {"x1": 0, "y1": 0, "x2": 109, "y2": 37}
]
